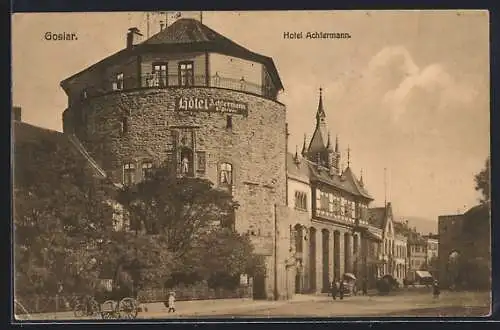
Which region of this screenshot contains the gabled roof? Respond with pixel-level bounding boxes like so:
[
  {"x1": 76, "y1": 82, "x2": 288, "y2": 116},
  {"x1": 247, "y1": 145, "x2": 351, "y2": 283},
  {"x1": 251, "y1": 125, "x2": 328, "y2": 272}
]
[
  {"x1": 368, "y1": 207, "x2": 387, "y2": 229},
  {"x1": 61, "y1": 18, "x2": 283, "y2": 92},
  {"x1": 341, "y1": 167, "x2": 372, "y2": 199},
  {"x1": 13, "y1": 121, "x2": 107, "y2": 179},
  {"x1": 286, "y1": 152, "x2": 373, "y2": 200}
]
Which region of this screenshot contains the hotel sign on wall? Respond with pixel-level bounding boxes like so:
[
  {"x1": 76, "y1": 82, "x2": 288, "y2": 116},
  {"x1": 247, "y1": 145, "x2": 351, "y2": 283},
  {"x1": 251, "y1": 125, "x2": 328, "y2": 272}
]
[{"x1": 176, "y1": 97, "x2": 248, "y2": 116}]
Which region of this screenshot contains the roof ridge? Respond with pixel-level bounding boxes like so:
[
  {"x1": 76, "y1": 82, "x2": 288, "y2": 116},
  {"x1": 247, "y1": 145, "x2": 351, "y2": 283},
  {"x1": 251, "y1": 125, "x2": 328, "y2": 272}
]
[{"x1": 14, "y1": 121, "x2": 64, "y2": 135}]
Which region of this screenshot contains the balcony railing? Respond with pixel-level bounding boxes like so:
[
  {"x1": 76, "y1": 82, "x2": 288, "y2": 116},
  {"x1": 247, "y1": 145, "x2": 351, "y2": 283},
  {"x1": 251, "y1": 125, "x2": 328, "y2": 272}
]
[{"x1": 79, "y1": 73, "x2": 277, "y2": 102}]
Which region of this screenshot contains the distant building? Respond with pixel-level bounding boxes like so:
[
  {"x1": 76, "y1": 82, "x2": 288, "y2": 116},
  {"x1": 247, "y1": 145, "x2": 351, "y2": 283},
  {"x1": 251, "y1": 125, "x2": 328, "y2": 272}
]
[
  {"x1": 367, "y1": 203, "x2": 408, "y2": 284},
  {"x1": 422, "y1": 233, "x2": 439, "y2": 277}
]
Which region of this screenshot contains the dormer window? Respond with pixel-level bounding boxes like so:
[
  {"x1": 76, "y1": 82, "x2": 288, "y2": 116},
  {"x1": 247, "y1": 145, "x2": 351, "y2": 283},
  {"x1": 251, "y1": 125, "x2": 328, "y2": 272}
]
[
  {"x1": 152, "y1": 62, "x2": 168, "y2": 87},
  {"x1": 179, "y1": 61, "x2": 194, "y2": 86}
]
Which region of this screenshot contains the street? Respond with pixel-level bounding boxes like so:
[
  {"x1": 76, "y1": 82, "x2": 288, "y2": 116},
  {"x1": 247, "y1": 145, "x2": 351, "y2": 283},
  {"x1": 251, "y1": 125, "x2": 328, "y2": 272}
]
[
  {"x1": 15, "y1": 290, "x2": 490, "y2": 320},
  {"x1": 191, "y1": 291, "x2": 490, "y2": 318}
]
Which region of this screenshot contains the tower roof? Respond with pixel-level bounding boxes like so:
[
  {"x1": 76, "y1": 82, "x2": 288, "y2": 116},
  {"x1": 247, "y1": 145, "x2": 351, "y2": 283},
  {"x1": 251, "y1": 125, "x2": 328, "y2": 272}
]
[
  {"x1": 287, "y1": 152, "x2": 373, "y2": 200},
  {"x1": 307, "y1": 88, "x2": 329, "y2": 154},
  {"x1": 61, "y1": 18, "x2": 283, "y2": 91}
]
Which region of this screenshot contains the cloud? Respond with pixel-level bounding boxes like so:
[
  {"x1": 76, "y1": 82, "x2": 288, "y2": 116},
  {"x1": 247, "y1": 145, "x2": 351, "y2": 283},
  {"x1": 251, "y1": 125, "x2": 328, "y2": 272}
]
[{"x1": 371, "y1": 46, "x2": 479, "y2": 123}]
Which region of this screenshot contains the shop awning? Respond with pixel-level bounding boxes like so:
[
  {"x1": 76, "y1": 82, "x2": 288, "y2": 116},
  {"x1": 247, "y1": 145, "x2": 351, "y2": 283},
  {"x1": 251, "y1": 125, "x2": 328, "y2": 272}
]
[{"x1": 416, "y1": 270, "x2": 433, "y2": 278}]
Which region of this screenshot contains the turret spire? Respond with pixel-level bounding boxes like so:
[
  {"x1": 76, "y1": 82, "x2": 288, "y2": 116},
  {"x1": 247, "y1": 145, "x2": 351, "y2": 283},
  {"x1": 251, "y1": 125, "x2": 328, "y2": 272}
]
[
  {"x1": 326, "y1": 131, "x2": 333, "y2": 151},
  {"x1": 301, "y1": 134, "x2": 307, "y2": 156},
  {"x1": 335, "y1": 134, "x2": 339, "y2": 153},
  {"x1": 294, "y1": 145, "x2": 300, "y2": 164},
  {"x1": 316, "y1": 87, "x2": 326, "y2": 123},
  {"x1": 360, "y1": 168, "x2": 364, "y2": 187}
]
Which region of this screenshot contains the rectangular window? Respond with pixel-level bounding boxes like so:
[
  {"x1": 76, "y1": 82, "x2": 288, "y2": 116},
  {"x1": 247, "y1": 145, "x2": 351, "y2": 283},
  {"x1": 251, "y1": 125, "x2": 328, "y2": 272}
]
[
  {"x1": 123, "y1": 163, "x2": 136, "y2": 186},
  {"x1": 113, "y1": 73, "x2": 124, "y2": 91},
  {"x1": 294, "y1": 191, "x2": 307, "y2": 210},
  {"x1": 142, "y1": 161, "x2": 153, "y2": 181},
  {"x1": 152, "y1": 62, "x2": 168, "y2": 87},
  {"x1": 315, "y1": 191, "x2": 321, "y2": 214},
  {"x1": 179, "y1": 61, "x2": 194, "y2": 86},
  {"x1": 196, "y1": 151, "x2": 206, "y2": 173},
  {"x1": 219, "y1": 162, "x2": 233, "y2": 186},
  {"x1": 120, "y1": 117, "x2": 128, "y2": 136},
  {"x1": 226, "y1": 115, "x2": 233, "y2": 129}
]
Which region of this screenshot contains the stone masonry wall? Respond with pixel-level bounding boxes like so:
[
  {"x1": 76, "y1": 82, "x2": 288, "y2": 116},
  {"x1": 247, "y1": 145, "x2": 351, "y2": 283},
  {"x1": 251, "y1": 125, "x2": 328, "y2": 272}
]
[{"x1": 65, "y1": 87, "x2": 287, "y2": 299}]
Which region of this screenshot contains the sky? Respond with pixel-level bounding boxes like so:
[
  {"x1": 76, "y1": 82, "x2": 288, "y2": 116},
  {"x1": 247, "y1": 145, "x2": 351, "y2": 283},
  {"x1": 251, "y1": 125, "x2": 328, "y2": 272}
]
[{"x1": 11, "y1": 10, "x2": 490, "y2": 224}]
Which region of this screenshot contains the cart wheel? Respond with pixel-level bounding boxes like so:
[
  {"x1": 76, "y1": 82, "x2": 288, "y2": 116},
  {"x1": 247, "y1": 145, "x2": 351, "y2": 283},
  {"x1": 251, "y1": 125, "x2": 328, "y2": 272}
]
[
  {"x1": 118, "y1": 298, "x2": 138, "y2": 319},
  {"x1": 101, "y1": 300, "x2": 116, "y2": 319}
]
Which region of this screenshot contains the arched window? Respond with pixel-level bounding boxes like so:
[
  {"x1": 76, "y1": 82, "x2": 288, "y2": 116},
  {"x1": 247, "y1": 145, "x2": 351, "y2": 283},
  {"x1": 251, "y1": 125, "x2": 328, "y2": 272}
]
[{"x1": 219, "y1": 162, "x2": 233, "y2": 186}]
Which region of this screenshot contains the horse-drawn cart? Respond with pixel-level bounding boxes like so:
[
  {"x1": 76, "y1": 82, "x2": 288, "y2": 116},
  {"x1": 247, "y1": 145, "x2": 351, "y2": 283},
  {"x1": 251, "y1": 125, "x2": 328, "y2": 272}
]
[{"x1": 96, "y1": 278, "x2": 139, "y2": 320}]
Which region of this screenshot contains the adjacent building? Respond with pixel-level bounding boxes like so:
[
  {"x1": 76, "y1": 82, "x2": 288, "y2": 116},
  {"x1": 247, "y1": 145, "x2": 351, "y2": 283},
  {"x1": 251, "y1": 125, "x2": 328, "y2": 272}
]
[{"x1": 285, "y1": 89, "x2": 374, "y2": 294}]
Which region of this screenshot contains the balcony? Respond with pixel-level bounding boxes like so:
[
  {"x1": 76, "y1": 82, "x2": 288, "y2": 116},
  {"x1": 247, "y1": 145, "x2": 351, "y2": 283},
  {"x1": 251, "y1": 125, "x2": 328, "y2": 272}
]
[{"x1": 79, "y1": 73, "x2": 278, "y2": 102}]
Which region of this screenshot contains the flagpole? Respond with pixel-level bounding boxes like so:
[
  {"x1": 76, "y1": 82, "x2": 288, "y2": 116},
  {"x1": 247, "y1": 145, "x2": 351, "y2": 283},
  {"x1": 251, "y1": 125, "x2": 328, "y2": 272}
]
[{"x1": 384, "y1": 167, "x2": 387, "y2": 208}]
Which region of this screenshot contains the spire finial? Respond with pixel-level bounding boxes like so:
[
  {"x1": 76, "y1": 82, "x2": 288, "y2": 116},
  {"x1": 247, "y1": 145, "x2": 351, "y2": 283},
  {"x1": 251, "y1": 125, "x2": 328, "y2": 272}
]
[
  {"x1": 335, "y1": 134, "x2": 339, "y2": 153},
  {"x1": 316, "y1": 87, "x2": 325, "y2": 122},
  {"x1": 347, "y1": 145, "x2": 351, "y2": 168},
  {"x1": 360, "y1": 168, "x2": 364, "y2": 187},
  {"x1": 294, "y1": 145, "x2": 300, "y2": 164}
]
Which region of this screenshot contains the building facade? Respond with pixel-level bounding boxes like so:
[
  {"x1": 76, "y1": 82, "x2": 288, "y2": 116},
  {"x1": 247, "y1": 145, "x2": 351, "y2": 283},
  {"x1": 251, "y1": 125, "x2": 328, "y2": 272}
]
[
  {"x1": 285, "y1": 89, "x2": 374, "y2": 294},
  {"x1": 60, "y1": 18, "x2": 291, "y2": 299},
  {"x1": 423, "y1": 234, "x2": 439, "y2": 277},
  {"x1": 367, "y1": 203, "x2": 407, "y2": 284}
]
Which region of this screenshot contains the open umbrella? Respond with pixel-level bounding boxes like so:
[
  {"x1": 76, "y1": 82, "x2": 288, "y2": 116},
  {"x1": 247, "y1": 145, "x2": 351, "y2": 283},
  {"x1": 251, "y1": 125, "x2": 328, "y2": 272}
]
[{"x1": 344, "y1": 273, "x2": 357, "y2": 281}]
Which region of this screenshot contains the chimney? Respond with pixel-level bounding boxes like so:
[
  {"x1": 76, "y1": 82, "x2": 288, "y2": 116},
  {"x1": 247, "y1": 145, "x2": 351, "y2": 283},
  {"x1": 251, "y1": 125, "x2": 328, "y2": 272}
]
[
  {"x1": 126, "y1": 27, "x2": 143, "y2": 49},
  {"x1": 12, "y1": 106, "x2": 21, "y2": 121}
]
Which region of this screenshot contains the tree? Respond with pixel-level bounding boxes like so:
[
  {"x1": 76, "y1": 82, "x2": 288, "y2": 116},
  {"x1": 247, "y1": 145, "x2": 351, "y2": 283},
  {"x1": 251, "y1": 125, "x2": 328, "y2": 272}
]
[
  {"x1": 14, "y1": 137, "x2": 115, "y2": 296},
  {"x1": 118, "y1": 167, "x2": 263, "y2": 290},
  {"x1": 117, "y1": 168, "x2": 238, "y2": 256},
  {"x1": 474, "y1": 156, "x2": 490, "y2": 204},
  {"x1": 174, "y1": 228, "x2": 265, "y2": 289}
]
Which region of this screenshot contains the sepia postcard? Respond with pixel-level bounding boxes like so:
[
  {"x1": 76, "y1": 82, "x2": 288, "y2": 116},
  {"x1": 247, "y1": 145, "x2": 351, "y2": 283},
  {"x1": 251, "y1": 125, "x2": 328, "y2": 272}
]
[{"x1": 11, "y1": 10, "x2": 491, "y2": 321}]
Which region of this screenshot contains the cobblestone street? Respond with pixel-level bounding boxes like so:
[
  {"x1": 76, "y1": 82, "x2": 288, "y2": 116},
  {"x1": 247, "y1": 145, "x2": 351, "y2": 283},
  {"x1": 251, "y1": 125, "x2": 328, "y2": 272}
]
[{"x1": 15, "y1": 290, "x2": 490, "y2": 320}]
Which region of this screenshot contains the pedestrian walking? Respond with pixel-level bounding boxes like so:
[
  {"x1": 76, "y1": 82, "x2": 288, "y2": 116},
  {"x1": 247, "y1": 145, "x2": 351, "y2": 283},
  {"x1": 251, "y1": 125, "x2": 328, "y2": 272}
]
[
  {"x1": 167, "y1": 291, "x2": 176, "y2": 313},
  {"x1": 362, "y1": 278, "x2": 368, "y2": 296},
  {"x1": 339, "y1": 280, "x2": 345, "y2": 300},
  {"x1": 331, "y1": 279, "x2": 338, "y2": 300},
  {"x1": 432, "y1": 280, "x2": 440, "y2": 299}
]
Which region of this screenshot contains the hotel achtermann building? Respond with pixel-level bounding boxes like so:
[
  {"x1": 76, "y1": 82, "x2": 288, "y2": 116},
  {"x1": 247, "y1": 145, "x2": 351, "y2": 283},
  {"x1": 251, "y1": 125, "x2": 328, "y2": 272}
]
[
  {"x1": 56, "y1": 17, "x2": 385, "y2": 299},
  {"x1": 59, "y1": 18, "x2": 292, "y2": 299}
]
